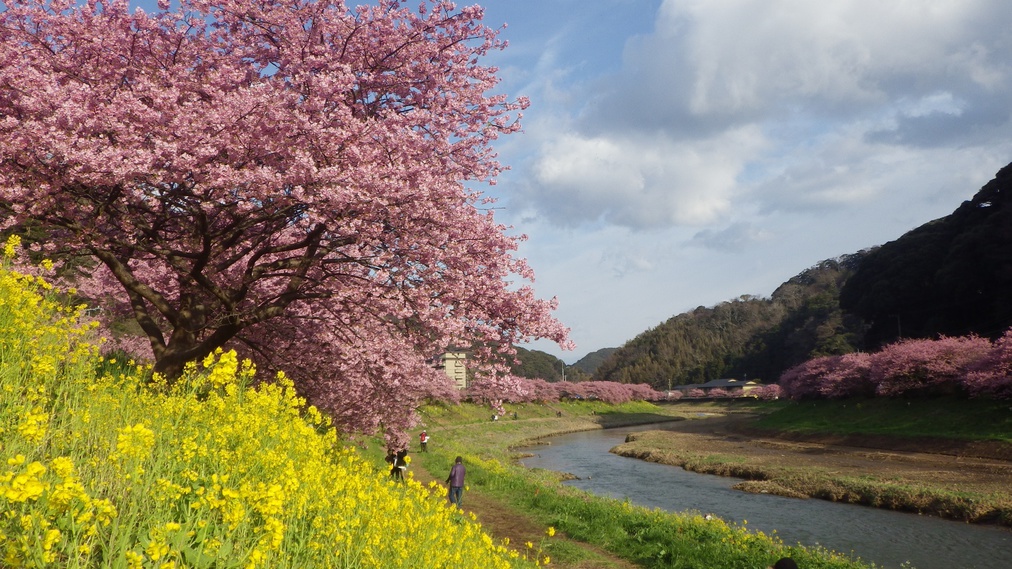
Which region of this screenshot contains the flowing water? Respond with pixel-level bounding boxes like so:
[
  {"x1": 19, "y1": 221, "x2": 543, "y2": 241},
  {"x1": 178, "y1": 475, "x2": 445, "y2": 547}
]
[{"x1": 516, "y1": 424, "x2": 1011, "y2": 569}]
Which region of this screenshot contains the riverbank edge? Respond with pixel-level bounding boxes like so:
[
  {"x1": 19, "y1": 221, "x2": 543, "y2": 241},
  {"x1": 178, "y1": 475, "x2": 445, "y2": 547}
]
[
  {"x1": 421, "y1": 403, "x2": 877, "y2": 569},
  {"x1": 610, "y1": 426, "x2": 1012, "y2": 528}
]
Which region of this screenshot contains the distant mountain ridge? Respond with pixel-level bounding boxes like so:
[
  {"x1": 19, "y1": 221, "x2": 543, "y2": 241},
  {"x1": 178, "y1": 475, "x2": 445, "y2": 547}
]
[{"x1": 572, "y1": 348, "x2": 617, "y2": 374}]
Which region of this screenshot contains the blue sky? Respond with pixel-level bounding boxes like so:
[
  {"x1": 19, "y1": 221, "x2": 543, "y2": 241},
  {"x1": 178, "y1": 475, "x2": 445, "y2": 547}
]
[{"x1": 470, "y1": 0, "x2": 1012, "y2": 362}]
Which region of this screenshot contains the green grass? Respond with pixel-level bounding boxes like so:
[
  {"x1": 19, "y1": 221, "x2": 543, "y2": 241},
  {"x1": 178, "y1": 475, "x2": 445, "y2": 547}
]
[{"x1": 755, "y1": 398, "x2": 1012, "y2": 442}]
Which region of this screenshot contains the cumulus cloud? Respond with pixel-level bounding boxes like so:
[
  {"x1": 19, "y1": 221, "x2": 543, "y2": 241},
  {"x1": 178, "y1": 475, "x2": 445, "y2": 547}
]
[
  {"x1": 515, "y1": 0, "x2": 1012, "y2": 232},
  {"x1": 525, "y1": 126, "x2": 765, "y2": 228}
]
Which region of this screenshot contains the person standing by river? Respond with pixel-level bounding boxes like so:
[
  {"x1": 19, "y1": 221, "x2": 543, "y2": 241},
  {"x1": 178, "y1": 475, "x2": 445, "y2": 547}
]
[{"x1": 446, "y1": 456, "x2": 466, "y2": 507}]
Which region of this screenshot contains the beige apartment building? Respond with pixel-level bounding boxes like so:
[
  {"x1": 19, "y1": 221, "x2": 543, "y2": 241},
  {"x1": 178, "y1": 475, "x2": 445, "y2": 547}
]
[{"x1": 435, "y1": 352, "x2": 468, "y2": 389}]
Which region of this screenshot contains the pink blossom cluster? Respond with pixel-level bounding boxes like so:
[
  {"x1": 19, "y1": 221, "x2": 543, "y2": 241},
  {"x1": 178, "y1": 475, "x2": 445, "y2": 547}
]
[
  {"x1": 465, "y1": 377, "x2": 666, "y2": 405},
  {"x1": 751, "y1": 384, "x2": 784, "y2": 401},
  {"x1": 779, "y1": 331, "x2": 1012, "y2": 399}
]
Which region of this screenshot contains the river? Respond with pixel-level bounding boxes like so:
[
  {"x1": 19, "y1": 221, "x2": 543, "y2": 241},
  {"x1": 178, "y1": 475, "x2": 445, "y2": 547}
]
[{"x1": 516, "y1": 424, "x2": 1011, "y2": 569}]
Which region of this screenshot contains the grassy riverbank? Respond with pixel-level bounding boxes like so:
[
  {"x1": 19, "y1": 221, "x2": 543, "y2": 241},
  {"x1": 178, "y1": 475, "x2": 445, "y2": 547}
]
[
  {"x1": 754, "y1": 398, "x2": 1012, "y2": 443},
  {"x1": 612, "y1": 399, "x2": 1012, "y2": 527},
  {"x1": 408, "y1": 401, "x2": 878, "y2": 569}
]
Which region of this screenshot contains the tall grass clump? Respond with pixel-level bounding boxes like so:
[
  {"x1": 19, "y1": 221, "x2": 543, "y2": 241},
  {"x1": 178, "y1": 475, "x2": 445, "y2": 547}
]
[{"x1": 0, "y1": 237, "x2": 532, "y2": 569}]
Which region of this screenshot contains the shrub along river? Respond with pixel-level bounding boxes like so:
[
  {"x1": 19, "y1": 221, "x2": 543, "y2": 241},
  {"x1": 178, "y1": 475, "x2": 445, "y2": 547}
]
[{"x1": 517, "y1": 424, "x2": 1010, "y2": 569}]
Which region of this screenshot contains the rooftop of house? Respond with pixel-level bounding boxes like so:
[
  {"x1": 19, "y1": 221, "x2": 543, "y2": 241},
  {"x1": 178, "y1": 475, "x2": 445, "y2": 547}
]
[{"x1": 670, "y1": 378, "x2": 759, "y2": 390}]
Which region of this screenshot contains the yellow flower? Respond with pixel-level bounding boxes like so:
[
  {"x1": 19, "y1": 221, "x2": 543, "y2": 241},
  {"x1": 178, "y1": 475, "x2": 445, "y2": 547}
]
[
  {"x1": 51, "y1": 456, "x2": 75, "y2": 479},
  {"x1": 546, "y1": 526, "x2": 556, "y2": 537},
  {"x1": 124, "y1": 550, "x2": 144, "y2": 569},
  {"x1": 3, "y1": 234, "x2": 21, "y2": 258},
  {"x1": 43, "y1": 528, "x2": 61, "y2": 551}
]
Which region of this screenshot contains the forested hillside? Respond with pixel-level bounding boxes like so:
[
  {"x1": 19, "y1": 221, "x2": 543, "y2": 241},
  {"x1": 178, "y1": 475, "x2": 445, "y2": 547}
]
[
  {"x1": 592, "y1": 256, "x2": 865, "y2": 388},
  {"x1": 572, "y1": 348, "x2": 618, "y2": 374}
]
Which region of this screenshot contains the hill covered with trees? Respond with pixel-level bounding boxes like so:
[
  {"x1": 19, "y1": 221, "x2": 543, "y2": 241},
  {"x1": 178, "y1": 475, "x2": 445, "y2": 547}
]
[
  {"x1": 591, "y1": 256, "x2": 865, "y2": 388},
  {"x1": 588, "y1": 162, "x2": 1012, "y2": 389}
]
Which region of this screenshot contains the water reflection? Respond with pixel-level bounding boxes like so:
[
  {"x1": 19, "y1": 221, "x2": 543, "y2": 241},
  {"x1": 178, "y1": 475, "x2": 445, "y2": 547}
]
[{"x1": 517, "y1": 425, "x2": 1011, "y2": 569}]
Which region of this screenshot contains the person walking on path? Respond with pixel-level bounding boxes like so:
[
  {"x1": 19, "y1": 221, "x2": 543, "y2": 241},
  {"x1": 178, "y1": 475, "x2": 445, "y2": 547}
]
[
  {"x1": 419, "y1": 430, "x2": 429, "y2": 452},
  {"x1": 446, "y1": 456, "x2": 466, "y2": 507}
]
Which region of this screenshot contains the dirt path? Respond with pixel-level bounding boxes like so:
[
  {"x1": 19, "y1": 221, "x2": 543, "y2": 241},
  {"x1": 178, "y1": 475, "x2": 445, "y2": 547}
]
[{"x1": 411, "y1": 460, "x2": 640, "y2": 569}]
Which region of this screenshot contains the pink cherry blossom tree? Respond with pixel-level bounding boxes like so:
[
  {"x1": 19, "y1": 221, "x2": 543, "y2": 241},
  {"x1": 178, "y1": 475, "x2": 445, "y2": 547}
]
[
  {"x1": 751, "y1": 384, "x2": 782, "y2": 400},
  {"x1": 707, "y1": 387, "x2": 730, "y2": 399},
  {"x1": 779, "y1": 356, "x2": 836, "y2": 400},
  {"x1": 962, "y1": 329, "x2": 1012, "y2": 399},
  {"x1": 0, "y1": 0, "x2": 570, "y2": 440},
  {"x1": 870, "y1": 335, "x2": 991, "y2": 397},
  {"x1": 520, "y1": 378, "x2": 563, "y2": 402},
  {"x1": 814, "y1": 352, "x2": 874, "y2": 399}
]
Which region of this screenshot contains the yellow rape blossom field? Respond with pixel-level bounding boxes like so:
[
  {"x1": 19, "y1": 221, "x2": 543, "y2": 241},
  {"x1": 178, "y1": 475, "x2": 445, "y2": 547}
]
[{"x1": 0, "y1": 237, "x2": 533, "y2": 569}]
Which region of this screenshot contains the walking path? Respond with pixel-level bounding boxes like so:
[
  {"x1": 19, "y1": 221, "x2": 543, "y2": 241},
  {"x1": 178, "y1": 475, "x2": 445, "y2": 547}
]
[{"x1": 410, "y1": 456, "x2": 640, "y2": 569}]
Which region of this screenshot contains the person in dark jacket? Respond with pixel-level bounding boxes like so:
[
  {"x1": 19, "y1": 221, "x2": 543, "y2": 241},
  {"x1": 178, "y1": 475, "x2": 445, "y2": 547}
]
[
  {"x1": 445, "y1": 456, "x2": 466, "y2": 507},
  {"x1": 389, "y1": 449, "x2": 408, "y2": 482}
]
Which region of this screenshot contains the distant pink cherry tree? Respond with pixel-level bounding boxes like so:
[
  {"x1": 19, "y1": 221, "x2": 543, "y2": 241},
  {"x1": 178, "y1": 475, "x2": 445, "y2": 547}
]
[
  {"x1": 963, "y1": 330, "x2": 1012, "y2": 399},
  {"x1": 707, "y1": 387, "x2": 730, "y2": 399},
  {"x1": 870, "y1": 336, "x2": 991, "y2": 397},
  {"x1": 752, "y1": 384, "x2": 782, "y2": 400},
  {"x1": 0, "y1": 0, "x2": 570, "y2": 440},
  {"x1": 780, "y1": 352, "x2": 875, "y2": 399},
  {"x1": 520, "y1": 378, "x2": 563, "y2": 402},
  {"x1": 466, "y1": 375, "x2": 529, "y2": 408},
  {"x1": 815, "y1": 352, "x2": 874, "y2": 399},
  {"x1": 779, "y1": 356, "x2": 837, "y2": 399},
  {"x1": 628, "y1": 382, "x2": 665, "y2": 401}
]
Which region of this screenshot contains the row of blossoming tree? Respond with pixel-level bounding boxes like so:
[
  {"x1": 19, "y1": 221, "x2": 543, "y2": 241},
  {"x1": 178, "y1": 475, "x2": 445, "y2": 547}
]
[
  {"x1": 466, "y1": 376, "x2": 667, "y2": 407},
  {"x1": 778, "y1": 331, "x2": 1012, "y2": 400}
]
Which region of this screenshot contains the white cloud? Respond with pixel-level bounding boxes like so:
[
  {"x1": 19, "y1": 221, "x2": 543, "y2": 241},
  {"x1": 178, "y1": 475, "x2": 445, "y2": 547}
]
[
  {"x1": 525, "y1": 126, "x2": 766, "y2": 228},
  {"x1": 665, "y1": 0, "x2": 1011, "y2": 114}
]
